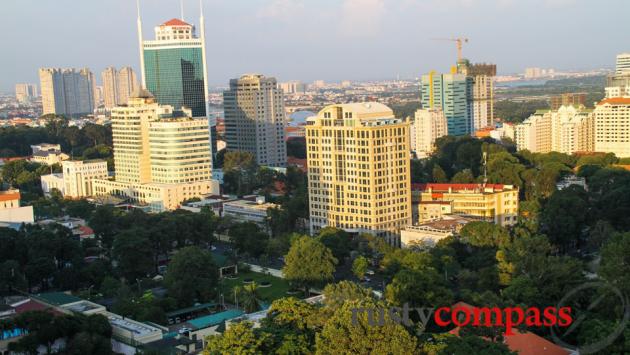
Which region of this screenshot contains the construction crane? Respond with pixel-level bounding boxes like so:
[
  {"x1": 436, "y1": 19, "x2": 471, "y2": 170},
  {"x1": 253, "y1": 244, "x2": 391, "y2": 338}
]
[{"x1": 432, "y1": 37, "x2": 469, "y2": 62}]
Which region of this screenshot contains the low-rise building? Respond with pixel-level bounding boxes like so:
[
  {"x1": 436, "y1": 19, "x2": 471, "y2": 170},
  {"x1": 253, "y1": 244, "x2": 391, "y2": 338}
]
[
  {"x1": 556, "y1": 175, "x2": 587, "y2": 191},
  {"x1": 415, "y1": 200, "x2": 453, "y2": 224},
  {"x1": 412, "y1": 183, "x2": 519, "y2": 226},
  {"x1": 401, "y1": 215, "x2": 471, "y2": 248},
  {"x1": 92, "y1": 179, "x2": 220, "y2": 213},
  {"x1": 0, "y1": 190, "x2": 34, "y2": 226},
  {"x1": 223, "y1": 196, "x2": 279, "y2": 227},
  {"x1": 40, "y1": 160, "x2": 109, "y2": 198},
  {"x1": 30, "y1": 143, "x2": 69, "y2": 166}
]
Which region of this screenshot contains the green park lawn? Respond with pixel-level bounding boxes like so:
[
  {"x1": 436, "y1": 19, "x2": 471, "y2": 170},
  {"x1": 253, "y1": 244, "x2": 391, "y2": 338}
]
[{"x1": 219, "y1": 271, "x2": 296, "y2": 303}]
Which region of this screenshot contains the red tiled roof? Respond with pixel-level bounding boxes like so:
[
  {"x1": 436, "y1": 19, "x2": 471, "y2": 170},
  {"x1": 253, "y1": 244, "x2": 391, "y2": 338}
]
[
  {"x1": 597, "y1": 97, "x2": 630, "y2": 105},
  {"x1": 77, "y1": 225, "x2": 94, "y2": 237},
  {"x1": 449, "y1": 327, "x2": 568, "y2": 355},
  {"x1": 162, "y1": 18, "x2": 192, "y2": 27},
  {"x1": 13, "y1": 299, "x2": 61, "y2": 315},
  {"x1": 0, "y1": 191, "x2": 20, "y2": 202},
  {"x1": 412, "y1": 183, "x2": 505, "y2": 192}
]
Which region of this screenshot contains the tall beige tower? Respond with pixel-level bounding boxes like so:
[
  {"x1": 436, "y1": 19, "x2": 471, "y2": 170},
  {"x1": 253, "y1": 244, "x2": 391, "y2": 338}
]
[
  {"x1": 411, "y1": 108, "x2": 448, "y2": 158},
  {"x1": 223, "y1": 74, "x2": 287, "y2": 167},
  {"x1": 102, "y1": 67, "x2": 118, "y2": 109},
  {"x1": 305, "y1": 103, "x2": 412, "y2": 246},
  {"x1": 117, "y1": 67, "x2": 138, "y2": 105},
  {"x1": 111, "y1": 89, "x2": 162, "y2": 184}
]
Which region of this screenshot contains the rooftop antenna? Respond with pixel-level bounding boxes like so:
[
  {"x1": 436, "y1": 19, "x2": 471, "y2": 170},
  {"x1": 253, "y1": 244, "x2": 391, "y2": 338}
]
[{"x1": 180, "y1": 0, "x2": 185, "y2": 21}]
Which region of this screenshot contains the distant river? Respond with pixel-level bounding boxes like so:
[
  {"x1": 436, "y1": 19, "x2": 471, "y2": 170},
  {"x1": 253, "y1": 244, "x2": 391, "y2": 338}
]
[{"x1": 496, "y1": 79, "x2": 548, "y2": 88}]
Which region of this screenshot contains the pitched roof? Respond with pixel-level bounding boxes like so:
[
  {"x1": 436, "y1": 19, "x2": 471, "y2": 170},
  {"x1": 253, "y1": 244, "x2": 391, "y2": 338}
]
[
  {"x1": 187, "y1": 309, "x2": 244, "y2": 329},
  {"x1": 162, "y1": 18, "x2": 192, "y2": 27},
  {"x1": 597, "y1": 97, "x2": 630, "y2": 105}
]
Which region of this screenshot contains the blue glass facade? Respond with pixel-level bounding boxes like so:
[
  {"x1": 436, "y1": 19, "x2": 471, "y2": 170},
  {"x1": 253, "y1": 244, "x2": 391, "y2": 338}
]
[{"x1": 421, "y1": 73, "x2": 473, "y2": 136}]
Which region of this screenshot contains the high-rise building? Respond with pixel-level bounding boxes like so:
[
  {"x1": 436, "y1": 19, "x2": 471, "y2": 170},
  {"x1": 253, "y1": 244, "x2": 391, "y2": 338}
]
[
  {"x1": 223, "y1": 74, "x2": 287, "y2": 167},
  {"x1": 593, "y1": 98, "x2": 630, "y2": 158},
  {"x1": 410, "y1": 108, "x2": 447, "y2": 158},
  {"x1": 39, "y1": 68, "x2": 95, "y2": 116},
  {"x1": 279, "y1": 81, "x2": 306, "y2": 94},
  {"x1": 550, "y1": 93, "x2": 587, "y2": 110},
  {"x1": 515, "y1": 106, "x2": 593, "y2": 154},
  {"x1": 305, "y1": 103, "x2": 411, "y2": 245},
  {"x1": 92, "y1": 89, "x2": 217, "y2": 211},
  {"x1": 514, "y1": 110, "x2": 552, "y2": 153},
  {"x1": 607, "y1": 53, "x2": 630, "y2": 98},
  {"x1": 458, "y1": 61, "x2": 496, "y2": 130},
  {"x1": 141, "y1": 19, "x2": 205, "y2": 116},
  {"x1": 94, "y1": 86, "x2": 104, "y2": 107},
  {"x1": 117, "y1": 66, "x2": 138, "y2": 105},
  {"x1": 615, "y1": 53, "x2": 630, "y2": 74},
  {"x1": 15, "y1": 84, "x2": 38, "y2": 103},
  {"x1": 101, "y1": 67, "x2": 118, "y2": 109},
  {"x1": 137, "y1": 6, "x2": 215, "y2": 160},
  {"x1": 420, "y1": 71, "x2": 473, "y2": 136},
  {"x1": 101, "y1": 66, "x2": 139, "y2": 109},
  {"x1": 550, "y1": 105, "x2": 593, "y2": 154}
]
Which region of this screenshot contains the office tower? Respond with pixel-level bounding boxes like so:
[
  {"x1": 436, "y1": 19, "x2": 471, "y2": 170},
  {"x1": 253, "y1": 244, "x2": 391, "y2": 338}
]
[
  {"x1": 410, "y1": 108, "x2": 447, "y2": 158},
  {"x1": 223, "y1": 74, "x2": 287, "y2": 167},
  {"x1": 305, "y1": 103, "x2": 411, "y2": 245},
  {"x1": 39, "y1": 68, "x2": 95, "y2": 116},
  {"x1": 312, "y1": 80, "x2": 325, "y2": 88},
  {"x1": 279, "y1": 81, "x2": 306, "y2": 94},
  {"x1": 138, "y1": 5, "x2": 215, "y2": 160},
  {"x1": 15, "y1": 84, "x2": 38, "y2": 103},
  {"x1": 102, "y1": 67, "x2": 118, "y2": 108},
  {"x1": 117, "y1": 66, "x2": 138, "y2": 105},
  {"x1": 514, "y1": 110, "x2": 552, "y2": 153},
  {"x1": 550, "y1": 93, "x2": 587, "y2": 110},
  {"x1": 93, "y1": 89, "x2": 217, "y2": 211},
  {"x1": 421, "y1": 71, "x2": 473, "y2": 136},
  {"x1": 593, "y1": 98, "x2": 630, "y2": 158},
  {"x1": 615, "y1": 53, "x2": 630, "y2": 74},
  {"x1": 458, "y1": 61, "x2": 496, "y2": 130}
]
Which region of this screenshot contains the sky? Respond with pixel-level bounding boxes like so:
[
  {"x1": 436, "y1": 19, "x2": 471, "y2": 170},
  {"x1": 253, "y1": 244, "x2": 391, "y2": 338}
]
[{"x1": 2, "y1": 0, "x2": 630, "y2": 92}]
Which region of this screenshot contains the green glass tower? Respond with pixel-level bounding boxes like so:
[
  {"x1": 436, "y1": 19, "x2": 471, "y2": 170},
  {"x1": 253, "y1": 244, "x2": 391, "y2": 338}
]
[{"x1": 142, "y1": 19, "x2": 205, "y2": 117}]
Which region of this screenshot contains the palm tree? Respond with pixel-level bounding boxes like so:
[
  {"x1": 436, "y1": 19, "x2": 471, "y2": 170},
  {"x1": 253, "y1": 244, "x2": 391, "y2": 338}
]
[{"x1": 235, "y1": 282, "x2": 261, "y2": 313}]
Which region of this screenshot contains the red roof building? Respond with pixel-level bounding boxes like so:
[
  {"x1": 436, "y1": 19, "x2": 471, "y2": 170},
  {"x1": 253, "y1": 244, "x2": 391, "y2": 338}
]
[{"x1": 161, "y1": 18, "x2": 192, "y2": 27}]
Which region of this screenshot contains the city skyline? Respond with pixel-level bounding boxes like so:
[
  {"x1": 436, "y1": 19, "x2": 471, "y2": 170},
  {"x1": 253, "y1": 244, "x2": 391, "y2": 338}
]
[{"x1": 2, "y1": 0, "x2": 630, "y2": 92}]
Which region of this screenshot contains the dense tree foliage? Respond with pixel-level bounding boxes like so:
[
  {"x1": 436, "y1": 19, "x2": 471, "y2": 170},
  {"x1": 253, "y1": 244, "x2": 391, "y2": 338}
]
[{"x1": 283, "y1": 236, "x2": 337, "y2": 296}]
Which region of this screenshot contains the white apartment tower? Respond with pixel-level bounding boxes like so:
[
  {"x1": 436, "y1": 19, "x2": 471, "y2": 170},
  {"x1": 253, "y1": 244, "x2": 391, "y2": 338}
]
[
  {"x1": 593, "y1": 98, "x2": 630, "y2": 158},
  {"x1": 223, "y1": 74, "x2": 287, "y2": 167},
  {"x1": 411, "y1": 109, "x2": 448, "y2": 158}
]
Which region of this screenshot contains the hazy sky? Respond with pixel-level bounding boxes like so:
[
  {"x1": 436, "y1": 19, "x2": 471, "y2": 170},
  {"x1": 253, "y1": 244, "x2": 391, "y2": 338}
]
[{"x1": 2, "y1": 0, "x2": 629, "y2": 91}]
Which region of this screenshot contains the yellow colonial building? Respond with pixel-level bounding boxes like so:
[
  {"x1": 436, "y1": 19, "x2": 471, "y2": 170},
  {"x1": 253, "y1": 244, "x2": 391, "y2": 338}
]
[
  {"x1": 305, "y1": 102, "x2": 411, "y2": 246},
  {"x1": 412, "y1": 183, "x2": 519, "y2": 226}
]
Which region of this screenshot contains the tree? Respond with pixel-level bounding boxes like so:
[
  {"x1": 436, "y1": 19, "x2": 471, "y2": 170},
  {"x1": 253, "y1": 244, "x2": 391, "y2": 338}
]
[
  {"x1": 317, "y1": 227, "x2": 352, "y2": 261},
  {"x1": 420, "y1": 333, "x2": 516, "y2": 355},
  {"x1": 315, "y1": 298, "x2": 418, "y2": 354},
  {"x1": 459, "y1": 222, "x2": 510, "y2": 248},
  {"x1": 539, "y1": 186, "x2": 588, "y2": 252},
  {"x1": 235, "y1": 282, "x2": 262, "y2": 313},
  {"x1": 451, "y1": 169, "x2": 475, "y2": 183},
  {"x1": 112, "y1": 229, "x2": 153, "y2": 282},
  {"x1": 385, "y1": 269, "x2": 453, "y2": 308},
  {"x1": 432, "y1": 165, "x2": 448, "y2": 182},
  {"x1": 322, "y1": 281, "x2": 372, "y2": 312},
  {"x1": 283, "y1": 236, "x2": 337, "y2": 297},
  {"x1": 352, "y1": 256, "x2": 369, "y2": 280},
  {"x1": 600, "y1": 232, "x2": 630, "y2": 295},
  {"x1": 229, "y1": 222, "x2": 269, "y2": 258},
  {"x1": 165, "y1": 246, "x2": 218, "y2": 306},
  {"x1": 204, "y1": 321, "x2": 272, "y2": 355}
]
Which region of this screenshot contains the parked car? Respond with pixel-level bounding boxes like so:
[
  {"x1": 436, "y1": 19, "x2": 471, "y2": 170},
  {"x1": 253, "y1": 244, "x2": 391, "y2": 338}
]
[{"x1": 366, "y1": 270, "x2": 375, "y2": 275}]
